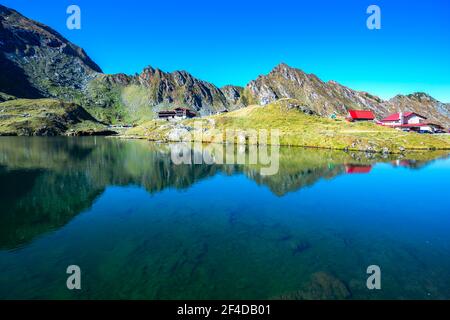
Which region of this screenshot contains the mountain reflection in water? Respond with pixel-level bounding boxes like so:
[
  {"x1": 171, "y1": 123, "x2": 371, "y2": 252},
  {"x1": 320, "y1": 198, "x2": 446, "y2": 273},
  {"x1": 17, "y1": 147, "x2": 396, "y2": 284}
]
[
  {"x1": 0, "y1": 137, "x2": 449, "y2": 300},
  {"x1": 1, "y1": 137, "x2": 444, "y2": 250}
]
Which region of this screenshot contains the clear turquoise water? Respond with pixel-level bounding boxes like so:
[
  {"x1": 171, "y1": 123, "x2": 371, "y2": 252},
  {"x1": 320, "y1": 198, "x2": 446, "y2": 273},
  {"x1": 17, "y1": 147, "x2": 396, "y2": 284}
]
[{"x1": 0, "y1": 137, "x2": 450, "y2": 299}]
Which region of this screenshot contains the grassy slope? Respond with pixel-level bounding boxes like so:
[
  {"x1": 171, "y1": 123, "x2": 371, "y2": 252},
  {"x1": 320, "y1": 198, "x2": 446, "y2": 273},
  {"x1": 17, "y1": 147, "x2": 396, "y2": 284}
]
[
  {"x1": 0, "y1": 92, "x2": 16, "y2": 103},
  {"x1": 125, "y1": 99, "x2": 450, "y2": 153},
  {"x1": 80, "y1": 78, "x2": 155, "y2": 125},
  {"x1": 0, "y1": 98, "x2": 108, "y2": 136}
]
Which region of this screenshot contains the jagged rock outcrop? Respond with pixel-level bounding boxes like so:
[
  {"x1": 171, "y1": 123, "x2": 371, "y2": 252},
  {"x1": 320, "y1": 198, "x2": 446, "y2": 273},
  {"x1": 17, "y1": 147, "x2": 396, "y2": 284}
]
[
  {"x1": 0, "y1": 4, "x2": 102, "y2": 99},
  {"x1": 245, "y1": 63, "x2": 449, "y2": 126},
  {"x1": 134, "y1": 66, "x2": 229, "y2": 115},
  {"x1": 246, "y1": 63, "x2": 389, "y2": 117},
  {"x1": 220, "y1": 85, "x2": 246, "y2": 110},
  {"x1": 81, "y1": 68, "x2": 247, "y2": 119},
  {"x1": 1, "y1": 5, "x2": 449, "y2": 127}
]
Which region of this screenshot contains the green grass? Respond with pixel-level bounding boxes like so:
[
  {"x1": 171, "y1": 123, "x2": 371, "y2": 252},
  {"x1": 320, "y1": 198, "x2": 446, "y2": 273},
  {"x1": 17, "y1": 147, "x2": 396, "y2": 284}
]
[
  {"x1": 120, "y1": 85, "x2": 155, "y2": 123},
  {"x1": 0, "y1": 99, "x2": 73, "y2": 133},
  {"x1": 67, "y1": 121, "x2": 112, "y2": 136},
  {"x1": 0, "y1": 92, "x2": 16, "y2": 103},
  {"x1": 80, "y1": 77, "x2": 155, "y2": 125},
  {"x1": 125, "y1": 99, "x2": 450, "y2": 153},
  {"x1": 0, "y1": 98, "x2": 109, "y2": 136}
]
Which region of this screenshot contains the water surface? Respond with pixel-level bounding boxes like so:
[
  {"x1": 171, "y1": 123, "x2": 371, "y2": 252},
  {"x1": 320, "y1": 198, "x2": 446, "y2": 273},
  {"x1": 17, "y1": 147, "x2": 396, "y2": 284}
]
[{"x1": 0, "y1": 137, "x2": 449, "y2": 299}]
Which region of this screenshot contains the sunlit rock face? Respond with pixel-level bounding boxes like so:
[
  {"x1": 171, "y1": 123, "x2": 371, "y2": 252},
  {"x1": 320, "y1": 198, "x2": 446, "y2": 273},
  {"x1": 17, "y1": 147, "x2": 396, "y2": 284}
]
[
  {"x1": 246, "y1": 63, "x2": 450, "y2": 126},
  {"x1": 0, "y1": 5, "x2": 101, "y2": 99},
  {"x1": 1, "y1": 5, "x2": 449, "y2": 126}
]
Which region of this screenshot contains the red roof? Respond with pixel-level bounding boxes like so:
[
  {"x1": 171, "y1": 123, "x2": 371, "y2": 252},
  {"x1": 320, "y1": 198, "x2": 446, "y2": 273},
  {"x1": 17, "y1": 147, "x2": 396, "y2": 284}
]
[
  {"x1": 345, "y1": 165, "x2": 373, "y2": 174},
  {"x1": 348, "y1": 110, "x2": 375, "y2": 120},
  {"x1": 381, "y1": 112, "x2": 426, "y2": 122}
]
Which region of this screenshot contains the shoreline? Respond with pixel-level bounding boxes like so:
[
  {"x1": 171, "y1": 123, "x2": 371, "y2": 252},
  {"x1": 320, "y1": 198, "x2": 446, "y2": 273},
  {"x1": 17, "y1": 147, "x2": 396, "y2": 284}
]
[
  {"x1": 119, "y1": 102, "x2": 450, "y2": 155},
  {"x1": 112, "y1": 134, "x2": 450, "y2": 155}
]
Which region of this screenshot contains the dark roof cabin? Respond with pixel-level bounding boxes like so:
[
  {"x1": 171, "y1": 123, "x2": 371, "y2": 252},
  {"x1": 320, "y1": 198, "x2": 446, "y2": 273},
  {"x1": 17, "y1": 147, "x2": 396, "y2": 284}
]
[
  {"x1": 158, "y1": 110, "x2": 177, "y2": 119},
  {"x1": 158, "y1": 108, "x2": 196, "y2": 119},
  {"x1": 174, "y1": 107, "x2": 196, "y2": 118}
]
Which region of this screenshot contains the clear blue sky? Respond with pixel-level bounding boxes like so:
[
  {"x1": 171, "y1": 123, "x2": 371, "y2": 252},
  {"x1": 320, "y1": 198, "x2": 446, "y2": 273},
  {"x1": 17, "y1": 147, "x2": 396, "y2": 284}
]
[{"x1": 3, "y1": 0, "x2": 450, "y2": 102}]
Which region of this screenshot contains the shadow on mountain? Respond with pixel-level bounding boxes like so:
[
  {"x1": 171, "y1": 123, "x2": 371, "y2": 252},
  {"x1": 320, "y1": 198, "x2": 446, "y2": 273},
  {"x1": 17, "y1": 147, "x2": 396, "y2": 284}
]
[
  {"x1": 0, "y1": 137, "x2": 447, "y2": 249},
  {"x1": 0, "y1": 52, "x2": 43, "y2": 98}
]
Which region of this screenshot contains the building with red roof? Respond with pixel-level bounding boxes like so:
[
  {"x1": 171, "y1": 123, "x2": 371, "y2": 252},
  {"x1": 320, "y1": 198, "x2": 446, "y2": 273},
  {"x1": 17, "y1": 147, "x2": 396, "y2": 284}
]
[
  {"x1": 347, "y1": 110, "x2": 375, "y2": 122},
  {"x1": 380, "y1": 112, "x2": 426, "y2": 126},
  {"x1": 379, "y1": 111, "x2": 444, "y2": 133}
]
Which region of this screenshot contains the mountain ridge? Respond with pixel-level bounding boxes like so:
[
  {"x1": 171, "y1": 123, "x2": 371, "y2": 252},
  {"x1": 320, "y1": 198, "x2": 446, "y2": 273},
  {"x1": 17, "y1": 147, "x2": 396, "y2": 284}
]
[
  {"x1": 1, "y1": 4, "x2": 449, "y2": 127},
  {"x1": 244, "y1": 62, "x2": 450, "y2": 125},
  {"x1": 0, "y1": 4, "x2": 101, "y2": 99}
]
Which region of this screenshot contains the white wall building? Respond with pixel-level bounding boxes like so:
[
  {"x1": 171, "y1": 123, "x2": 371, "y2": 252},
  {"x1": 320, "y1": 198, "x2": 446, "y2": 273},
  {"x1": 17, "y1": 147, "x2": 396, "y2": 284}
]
[
  {"x1": 381, "y1": 112, "x2": 427, "y2": 126},
  {"x1": 380, "y1": 112, "x2": 444, "y2": 133}
]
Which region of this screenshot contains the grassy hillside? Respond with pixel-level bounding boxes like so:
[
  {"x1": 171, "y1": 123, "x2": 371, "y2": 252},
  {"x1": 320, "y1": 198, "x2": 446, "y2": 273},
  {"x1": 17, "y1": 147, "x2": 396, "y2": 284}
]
[
  {"x1": 77, "y1": 76, "x2": 155, "y2": 125},
  {"x1": 125, "y1": 99, "x2": 450, "y2": 153},
  {"x1": 0, "y1": 98, "x2": 111, "y2": 136},
  {"x1": 0, "y1": 92, "x2": 16, "y2": 103}
]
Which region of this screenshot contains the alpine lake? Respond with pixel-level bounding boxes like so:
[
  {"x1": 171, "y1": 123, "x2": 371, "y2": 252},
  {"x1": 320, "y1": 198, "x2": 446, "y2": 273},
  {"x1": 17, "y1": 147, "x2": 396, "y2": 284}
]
[{"x1": 1, "y1": 137, "x2": 450, "y2": 300}]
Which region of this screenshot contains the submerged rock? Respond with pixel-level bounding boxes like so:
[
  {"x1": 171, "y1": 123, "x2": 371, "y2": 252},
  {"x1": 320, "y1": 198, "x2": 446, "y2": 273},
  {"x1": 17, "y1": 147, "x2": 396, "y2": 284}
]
[
  {"x1": 275, "y1": 272, "x2": 351, "y2": 300},
  {"x1": 291, "y1": 240, "x2": 311, "y2": 255}
]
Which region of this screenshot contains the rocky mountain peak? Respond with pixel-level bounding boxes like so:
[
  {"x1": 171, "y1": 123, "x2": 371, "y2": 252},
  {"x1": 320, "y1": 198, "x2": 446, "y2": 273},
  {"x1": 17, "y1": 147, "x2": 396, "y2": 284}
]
[
  {"x1": 269, "y1": 62, "x2": 308, "y2": 82},
  {"x1": 101, "y1": 73, "x2": 132, "y2": 86},
  {"x1": 407, "y1": 92, "x2": 436, "y2": 102},
  {"x1": 271, "y1": 62, "x2": 293, "y2": 72},
  {"x1": 1, "y1": 6, "x2": 449, "y2": 127},
  {"x1": 0, "y1": 5, "x2": 101, "y2": 73},
  {"x1": 0, "y1": 4, "x2": 101, "y2": 99},
  {"x1": 390, "y1": 92, "x2": 438, "y2": 104}
]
